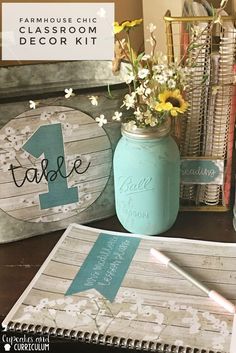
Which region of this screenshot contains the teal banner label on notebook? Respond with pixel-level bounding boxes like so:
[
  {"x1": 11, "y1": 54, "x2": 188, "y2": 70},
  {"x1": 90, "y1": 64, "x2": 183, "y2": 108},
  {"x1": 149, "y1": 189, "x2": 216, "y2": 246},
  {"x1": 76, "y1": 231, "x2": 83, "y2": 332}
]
[
  {"x1": 66, "y1": 233, "x2": 140, "y2": 301},
  {"x1": 180, "y1": 159, "x2": 224, "y2": 185}
]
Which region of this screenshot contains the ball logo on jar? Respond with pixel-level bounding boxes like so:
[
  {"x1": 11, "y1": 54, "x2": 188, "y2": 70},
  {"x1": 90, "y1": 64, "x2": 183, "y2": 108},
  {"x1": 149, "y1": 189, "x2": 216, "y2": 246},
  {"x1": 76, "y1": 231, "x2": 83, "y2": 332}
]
[{"x1": 118, "y1": 176, "x2": 153, "y2": 195}]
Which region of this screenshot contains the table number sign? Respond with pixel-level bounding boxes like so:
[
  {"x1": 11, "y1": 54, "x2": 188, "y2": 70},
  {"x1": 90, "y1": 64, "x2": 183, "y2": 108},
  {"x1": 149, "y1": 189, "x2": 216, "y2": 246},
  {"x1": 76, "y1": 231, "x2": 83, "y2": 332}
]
[{"x1": 0, "y1": 106, "x2": 113, "y2": 241}]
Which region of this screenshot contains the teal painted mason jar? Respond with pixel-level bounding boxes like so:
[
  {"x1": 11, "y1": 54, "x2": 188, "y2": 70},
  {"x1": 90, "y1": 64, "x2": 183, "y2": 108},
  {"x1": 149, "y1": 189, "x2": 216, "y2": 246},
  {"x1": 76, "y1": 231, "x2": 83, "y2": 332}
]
[{"x1": 113, "y1": 118, "x2": 180, "y2": 235}]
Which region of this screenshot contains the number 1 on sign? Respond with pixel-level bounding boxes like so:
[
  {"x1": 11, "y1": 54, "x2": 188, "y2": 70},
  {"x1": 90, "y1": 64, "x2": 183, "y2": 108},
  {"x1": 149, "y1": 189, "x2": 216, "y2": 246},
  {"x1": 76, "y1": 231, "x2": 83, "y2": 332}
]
[{"x1": 22, "y1": 123, "x2": 79, "y2": 209}]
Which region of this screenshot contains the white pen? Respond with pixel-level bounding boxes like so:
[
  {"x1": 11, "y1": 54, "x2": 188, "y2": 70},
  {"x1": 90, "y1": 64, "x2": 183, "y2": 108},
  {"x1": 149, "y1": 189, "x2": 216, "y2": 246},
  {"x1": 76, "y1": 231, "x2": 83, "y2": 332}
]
[{"x1": 150, "y1": 248, "x2": 236, "y2": 314}]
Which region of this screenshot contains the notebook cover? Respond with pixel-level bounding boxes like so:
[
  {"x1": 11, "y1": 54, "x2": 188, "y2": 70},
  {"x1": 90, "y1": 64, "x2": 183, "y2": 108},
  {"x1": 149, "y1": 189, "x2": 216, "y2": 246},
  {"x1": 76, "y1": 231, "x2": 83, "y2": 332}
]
[{"x1": 2, "y1": 223, "x2": 236, "y2": 352}]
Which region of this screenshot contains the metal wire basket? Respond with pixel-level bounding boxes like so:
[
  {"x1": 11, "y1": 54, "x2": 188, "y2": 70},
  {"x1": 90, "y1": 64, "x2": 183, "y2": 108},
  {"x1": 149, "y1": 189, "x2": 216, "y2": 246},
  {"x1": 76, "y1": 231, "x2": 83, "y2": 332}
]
[{"x1": 164, "y1": 10, "x2": 236, "y2": 211}]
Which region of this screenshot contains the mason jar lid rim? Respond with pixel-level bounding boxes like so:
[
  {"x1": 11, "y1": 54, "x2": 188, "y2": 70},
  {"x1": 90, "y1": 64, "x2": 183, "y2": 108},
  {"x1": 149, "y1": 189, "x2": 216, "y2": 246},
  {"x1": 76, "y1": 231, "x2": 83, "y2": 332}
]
[{"x1": 121, "y1": 122, "x2": 171, "y2": 139}]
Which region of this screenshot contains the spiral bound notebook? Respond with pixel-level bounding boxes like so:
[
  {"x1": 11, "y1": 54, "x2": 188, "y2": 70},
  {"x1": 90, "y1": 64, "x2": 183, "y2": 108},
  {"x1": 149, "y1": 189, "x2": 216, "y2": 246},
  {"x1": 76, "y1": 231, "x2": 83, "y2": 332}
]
[{"x1": 2, "y1": 223, "x2": 236, "y2": 352}]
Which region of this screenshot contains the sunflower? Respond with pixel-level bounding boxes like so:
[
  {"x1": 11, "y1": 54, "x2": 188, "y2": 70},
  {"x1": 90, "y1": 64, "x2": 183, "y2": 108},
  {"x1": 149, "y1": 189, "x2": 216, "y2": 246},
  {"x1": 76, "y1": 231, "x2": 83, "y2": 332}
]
[
  {"x1": 114, "y1": 19, "x2": 143, "y2": 34},
  {"x1": 155, "y1": 89, "x2": 188, "y2": 117},
  {"x1": 114, "y1": 22, "x2": 125, "y2": 34}
]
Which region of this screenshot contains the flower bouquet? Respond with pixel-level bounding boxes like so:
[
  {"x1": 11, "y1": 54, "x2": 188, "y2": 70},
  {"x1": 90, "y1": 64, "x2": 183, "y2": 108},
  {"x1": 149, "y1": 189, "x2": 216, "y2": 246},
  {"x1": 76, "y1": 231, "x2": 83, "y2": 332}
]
[
  {"x1": 105, "y1": 0, "x2": 228, "y2": 133},
  {"x1": 111, "y1": 19, "x2": 190, "y2": 132}
]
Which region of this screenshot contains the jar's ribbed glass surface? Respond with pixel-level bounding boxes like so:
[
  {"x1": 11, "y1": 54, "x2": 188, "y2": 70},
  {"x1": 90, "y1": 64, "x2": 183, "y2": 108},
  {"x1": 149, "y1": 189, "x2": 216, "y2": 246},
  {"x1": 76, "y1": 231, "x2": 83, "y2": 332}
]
[{"x1": 113, "y1": 119, "x2": 180, "y2": 235}]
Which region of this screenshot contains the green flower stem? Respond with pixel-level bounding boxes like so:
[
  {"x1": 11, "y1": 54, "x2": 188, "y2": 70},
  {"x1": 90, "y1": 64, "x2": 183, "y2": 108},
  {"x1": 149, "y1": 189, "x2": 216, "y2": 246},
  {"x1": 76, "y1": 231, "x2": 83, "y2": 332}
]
[
  {"x1": 126, "y1": 31, "x2": 137, "y2": 92},
  {"x1": 150, "y1": 32, "x2": 157, "y2": 58},
  {"x1": 178, "y1": 0, "x2": 229, "y2": 68},
  {"x1": 117, "y1": 38, "x2": 130, "y2": 63}
]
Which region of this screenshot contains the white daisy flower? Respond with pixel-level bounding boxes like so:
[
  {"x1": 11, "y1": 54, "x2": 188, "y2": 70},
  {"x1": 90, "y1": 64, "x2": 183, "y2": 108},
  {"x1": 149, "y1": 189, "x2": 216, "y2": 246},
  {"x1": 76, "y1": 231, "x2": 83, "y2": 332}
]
[
  {"x1": 141, "y1": 306, "x2": 153, "y2": 317},
  {"x1": 134, "y1": 107, "x2": 144, "y2": 121},
  {"x1": 40, "y1": 112, "x2": 51, "y2": 120},
  {"x1": 153, "y1": 64, "x2": 165, "y2": 74},
  {"x1": 168, "y1": 79, "x2": 176, "y2": 89},
  {"x1": 54, "y1": 206, "x2": 62, "y2": 213},
  {"x1": 95, "y1": 114, "x2": 107, "y2": 127},
  {"x1": 5, "y1": 127, "x2": 16, "y2": 136},
  {"x1": 25, "y1": 198, "x2": 35, "y2": 206},
  {"x1": 124, "y1": 120, "x2": 137, "y2": 132},
  {"x1": 8, "y1": 135, "x2": 20, "y2": 143},
  {"x1": 112, "y1": 111, "x2": 122, "y2": 121},
  {"x1": 64, "y1": 88, "x2": 75, "y2": 99},
  {"x1": 144, "y1": 111, "x2": 157, "y2": 127},
  {"x1": 166, "y1": 69, "x2": 174, "y2": 77},
  {"x1": 61, "y1": 205, "x2": 71, "y2": 213},
  {"x1": 89, "y1": 95, "x2": 99, "y2": 106},
  {"x1": 144, "y1": 88, "x2": 152, "y2": 96},
  {"x1": 138, "y1": 68, "x2": 150, "y2": 79},
  {"x1": 58, "y1": 113, "x2": 66, "y2": 121},
  {"x1": 40, "y1": 298, "x2": 49, "y2": 306},
  {"x1": 142, "y1": 54, "x2": 151, "y2": 61},
  {"x1": 136, "y1": 85, "x2": 145, "y2": 96},
  {"x1": 85, "y1": 194, "x2": 92, "y2": 201},
  {"x1": 156, "y1": 74, "x2": 168, "y2": 84},
  {"x1": 124, "y1": 72, "x2": 135, "y2": 84},
  {"x1": 24, "y1": 306, "x2": 34, "y2": 313},
  {"x1": 147, "y1": 23, "x2": 157, "y2": 33},
  {"x1": 63, "y1": 122, "x2": 73, "y2": 130},
  {"x1": 145, "y1": 114, "x2": 157, "y2": 127},
  {"x1": 122, "y1": 92, "x2": 136, "y2": 110},
  {"x1": 29, "y1": 100, "x2": 38, "y2": 109}
]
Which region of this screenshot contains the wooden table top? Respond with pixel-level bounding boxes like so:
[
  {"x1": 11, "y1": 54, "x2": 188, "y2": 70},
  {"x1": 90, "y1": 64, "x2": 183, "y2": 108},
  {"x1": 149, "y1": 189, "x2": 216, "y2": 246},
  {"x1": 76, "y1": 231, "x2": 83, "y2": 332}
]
[{"x1": 0, "y1": 212, "x2": 236, "y2": 351}]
